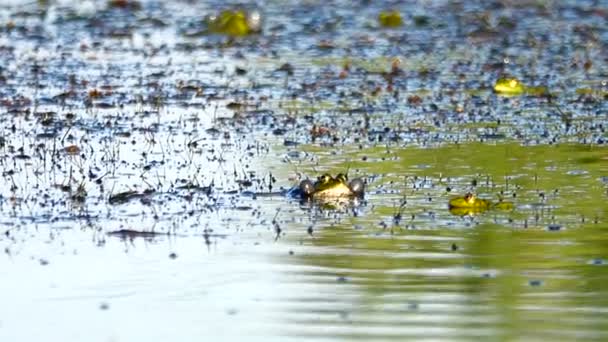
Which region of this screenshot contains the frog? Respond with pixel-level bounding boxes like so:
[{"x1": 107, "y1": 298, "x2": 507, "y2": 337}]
[
  {"x1": 494, "y1": 77, "x2": 548, "y2": 96},
  {"x1": 493, "y1": 77, "x2": 526, "y2": 95},
  {"x1": 205, "y1": 10, "x2": 262, "y2": 36},
  {"x1": 449, "y1": 192, "x2": 514, "y2": 216},
  {"x1": 378, "y1": 10, "x2": 403, "y2": 28},
  {"x1": 296, "y1": 173, "x2": 365, "y2": 200}
]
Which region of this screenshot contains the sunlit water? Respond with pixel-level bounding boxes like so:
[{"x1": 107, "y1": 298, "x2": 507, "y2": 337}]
[{"x1": 1, "y1": 0, "x2": 608, "y2": 341}]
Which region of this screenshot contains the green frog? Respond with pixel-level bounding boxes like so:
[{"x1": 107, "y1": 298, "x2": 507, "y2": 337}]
[
  {"x1": 205, "y1": 10, "x2": 261, "y2": 36},
  {"x1": 378, "y1": 10, "x2": 403, "y2": 28},
  {"x1": 298, "y1": 173, "x2": 365, "y2": 200},
  {"x1": 449, "y1": 192, "x2": 513, "y2": 216},
  {"x1": 494, "y1": 78, "x2": 526, "y2": 95},
  {"x1": 494, "y1": 77, "x2": 548, "y2": 96}
]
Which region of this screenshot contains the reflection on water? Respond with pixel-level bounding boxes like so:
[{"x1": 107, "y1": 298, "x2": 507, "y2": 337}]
[
  {"x1": 0, "y1": 234, "x2": 293, "y2": 341},
  {"x1": 271, "y1": 143, "x2": 608, "y2": 341},
  {"x1": 1, "y1": 141, "x2": 608, "y2": 341},
  {"x1": 279, "y1": 222, "x2": 608, "y2": 340}
]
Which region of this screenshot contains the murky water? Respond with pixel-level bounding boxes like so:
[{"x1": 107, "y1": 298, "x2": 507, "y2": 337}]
[{"x1": 0, "y1": 0, "x2": 607, "y2": 341}]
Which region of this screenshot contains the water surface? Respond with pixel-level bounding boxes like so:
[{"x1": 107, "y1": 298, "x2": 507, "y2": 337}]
[{"x1": 0, "y1": 0, "x2": 607, "y2": 341}]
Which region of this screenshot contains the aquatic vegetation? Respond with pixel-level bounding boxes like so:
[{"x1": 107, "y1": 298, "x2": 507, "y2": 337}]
[
  {"x1": 378, "y1": 10, "x2": 403, "y2": 27},
  {"x1": 276, "y1": 63, "x2": 294, "y2": 75},
  {"x1": 413, "y1": 15, "x2": 430, "y2": 27},
  {"x1": 524, "y1": 85, "x2": 549, "y2": 96},
  {"x1": 108, "y1": 189, "x2": 155, "y2": 205},
  {"x1": 107, "y1": 0, "x2": 141, "y2": 11},
  {"x1": 107, "y1": 229, "x2": 171, "y2": 240}
]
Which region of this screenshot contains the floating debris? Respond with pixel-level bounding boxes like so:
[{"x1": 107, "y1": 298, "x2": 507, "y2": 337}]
[
  {"x1": 106, "y1": 229, "x2": 169, "y2": 239},
  {"x1": 588, "y1": 258, "x2": 606, "y2": 266},
  {"x1": 276, "y1": 63, "x2": 294, "y2": 75},
  {"x1": 64, "y1": 145, "x2": 81, "y2": 155},
  {"x1": 108, "y1": 0, "x2": 141, "y2": 10},
  {"x1": 108, "y1": 190, "x2": 155, "y2": 205}
]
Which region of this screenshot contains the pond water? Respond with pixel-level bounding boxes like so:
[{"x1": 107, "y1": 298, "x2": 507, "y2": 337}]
[{"x1": 0, "y1": 0, "x2": 607, "y2": 341}]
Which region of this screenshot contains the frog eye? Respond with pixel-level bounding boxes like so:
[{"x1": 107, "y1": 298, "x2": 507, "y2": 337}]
[
  {"x1": 300, "y1": 180, "x2": 314, "y2": 196},
  {"x1": 335, "y1": 173, "x2": 347, "y2": 183},
  {"x1": 319, "y1": 174, "x2": 332, "y2": 183},
  {"x1": 349, "y1": 178, "x2": 365, "y2": 195},
  {"x1": 464, "y1": 193, "x2": 475, "y2": 203}
]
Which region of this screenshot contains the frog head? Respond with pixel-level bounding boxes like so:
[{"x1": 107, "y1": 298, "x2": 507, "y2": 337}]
[{"x1": 494, "y1": 77, "x2": 525, "y2": 95}]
